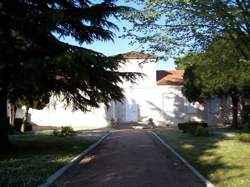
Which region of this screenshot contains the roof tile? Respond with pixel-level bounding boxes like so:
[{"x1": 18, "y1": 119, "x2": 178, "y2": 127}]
[{"x1": 156, "y1": 70, "x2": 184, "y2": 85}]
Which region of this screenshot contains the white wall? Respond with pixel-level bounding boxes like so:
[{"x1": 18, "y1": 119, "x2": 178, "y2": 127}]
[
  {"x1": 29, "y1": 99, "x2": 109, "y2": 130},
  {"x1": 7, "y1": 105, "x2": 24, "y2": 119},
  {"x1": 109, "y1": 85, "x2": 222, "y2": 126},
  {"x1": 119, "y1": 58, "x2": 157, "y2": 88},
  {"x1": 28, "y1": 56, "x2": 222, "y2": 129},
  {"x1": 27, "y1": 58, "x2": 156, "y2": 130},
  {"x1": 114, "y1": 58, "x2": 221, "y2": 126}
]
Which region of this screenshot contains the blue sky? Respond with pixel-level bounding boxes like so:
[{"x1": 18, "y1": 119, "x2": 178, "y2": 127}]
[{"x1": 61, "y1": 0, "x2": 176, "y2": 70}]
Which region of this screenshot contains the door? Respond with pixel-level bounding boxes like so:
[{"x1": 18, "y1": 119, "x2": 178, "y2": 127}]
[
  {"x1": 126, "y1": 98, "x2": 139, "y2": 122},
  {"x1": 163, "y1": 93, "x2": 176, "y2": 115}
]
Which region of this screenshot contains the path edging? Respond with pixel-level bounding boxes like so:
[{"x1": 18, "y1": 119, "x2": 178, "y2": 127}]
[
  {"x1": 150, "y1": 131, "x2": 215, "y2": 187},
  {"x1": 39, "y1": 131, "x2": 111, "y2": 187}
]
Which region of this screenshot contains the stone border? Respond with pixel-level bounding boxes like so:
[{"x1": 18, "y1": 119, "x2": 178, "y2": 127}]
[
  {"x1": 39, "y1": 131, "x2": 111, "y2": 187},
  {"x1": 150, "y1": 131, "x2": 215, "y2": 187}
]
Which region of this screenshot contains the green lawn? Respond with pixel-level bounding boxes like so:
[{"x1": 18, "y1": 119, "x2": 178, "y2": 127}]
[
  {"x1": 0, "y1": 132, "x2": 95, "y2": 187},
  {"x1": 155, "y1": 128, "x2": 250, "y2": 187}
]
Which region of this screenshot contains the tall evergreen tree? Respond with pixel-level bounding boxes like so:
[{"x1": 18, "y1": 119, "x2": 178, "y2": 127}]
[
  {"x1": 0, "y1": 0, "x2": 138, "y2": 147},
  {"x1": 182, "y1": 36, "x2": 250, "y2": 128}
]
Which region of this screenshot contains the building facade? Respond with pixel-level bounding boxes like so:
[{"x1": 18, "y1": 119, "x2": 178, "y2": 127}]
[{"x1": 28, "y1": 51, "x2": 227, "y2": 129}]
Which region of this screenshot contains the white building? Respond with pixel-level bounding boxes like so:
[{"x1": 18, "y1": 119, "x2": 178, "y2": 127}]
[{"x1": 28, "y1": 51, "x2": 226, "y2": 129}]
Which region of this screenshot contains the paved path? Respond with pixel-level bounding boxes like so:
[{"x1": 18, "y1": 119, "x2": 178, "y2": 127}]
[{"x1": 52, "y1": 130, "x2": 205, "y2": 187}]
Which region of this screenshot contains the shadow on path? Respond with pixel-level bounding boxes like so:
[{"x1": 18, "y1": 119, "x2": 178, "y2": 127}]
[{"x1": 52, "y1": 129, "x2": 205, "y2": 187}]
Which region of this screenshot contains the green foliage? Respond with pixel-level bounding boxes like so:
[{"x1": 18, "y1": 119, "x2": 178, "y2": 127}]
[
  {"x1": 239, "y1": 133, "x2": 250, "y2": 142},
  {"x1": 0, "y1": 0, "x2": 140, "y2": 144},
  {"x1": 0, "y1": 134, "x2": 94, "y2": 187},
  {"x1": 195, "y1": 126, "x2": 209, "y2": 136},
  {"x1": 178, "y1": 121, "x2": 208, "y2": 135},
  {"x1": 46, "y1": 49, "x2": 141, "y2": 111},
  {"x1": 175, "y1": 53, "x2": 200, "y2": 70},
  {"x1": 8, "y1": 60, "x2": 51, "y2": 110},
  {"x1": 1, "y1": 0, "x2": 138, "y2": 111},
  {"x1": 53, "y1": 126, "x2": 76, "y2": 137},
  {"x1": 182, "y1": 35, "x2": 250, "y2": 128},
  {"x1": 124, "y1": 0, "x2": 250, "y2": 59},
  {"x1": 155, "y1": 128, "x2": 250, "y2": 187},
  {"x1": 182, "y1": 36, "x2": 250, "y2": 102}
]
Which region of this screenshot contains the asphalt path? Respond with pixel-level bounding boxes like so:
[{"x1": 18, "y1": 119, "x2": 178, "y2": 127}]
[{"x1": 52, "y1": 129, "x2": 205, "y2": 187}]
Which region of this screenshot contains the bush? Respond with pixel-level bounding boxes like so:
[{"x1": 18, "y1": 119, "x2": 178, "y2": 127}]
[
  {"x1": 195, "y1": 126, "x2": 209, "y2": 136},
  {"x1": 178, "y1": 121, "x2": 208, "y2": 135},
  {"x1": 239, "y1": 133, "x2": 250, "y2": 142},
  {"x1": 53, "y1": 126, "x2": 76, "y2": 137},
  {"x1": 178, "y1": 123, "x2": 188, "y2": 133}
]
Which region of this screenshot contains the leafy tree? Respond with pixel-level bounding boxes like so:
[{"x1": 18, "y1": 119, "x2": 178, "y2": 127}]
[
  {"x1": 124, "y1": 0, "x2": 250, "y2": 127},
  {"x1": 182, "y1": 36, "x2": 250, "y2": 128},
  {"x1": 0, "y1": 0, "x2": 138, "y2": 147},
  {"x1": 124, "y1": 0, "x2": 250, "y2": 59},
  {"x1": 175, "y1": 53, "x2": 200, "y2": 70}
]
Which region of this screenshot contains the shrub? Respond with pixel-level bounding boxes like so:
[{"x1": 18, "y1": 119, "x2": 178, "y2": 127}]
[
  {"x1": 178, "y1": 123, "x2": 189, "y2": 133},
  {"x1": 195, "y1": 126, "x2": 209, "y2": 136},
  {"x1": 178, "y1": 121, "x2": 208, "y2": 135},
  {"x1": 239, "y1": 133, "x2": 250, "y2": 142},
  {"x1": 54, "y1": 126, "x2": 76, "y2": 137}
]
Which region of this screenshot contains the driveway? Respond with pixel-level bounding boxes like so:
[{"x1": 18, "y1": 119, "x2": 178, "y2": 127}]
[{"x1": 52, "y1": 129, "x2": 205, "y2": 187}]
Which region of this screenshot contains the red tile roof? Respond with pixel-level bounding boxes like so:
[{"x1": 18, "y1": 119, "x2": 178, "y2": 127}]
[
  {"x1": 116, "y1": 51, "x2": 158, "y2": 60},
  {"x1": 157, "y1": 70, "x2": 184, "y2": 85}
]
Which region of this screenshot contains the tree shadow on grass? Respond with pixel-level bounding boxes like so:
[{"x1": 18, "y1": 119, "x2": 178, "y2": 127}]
[
  {"x1": 156, "y1": 128, "x2": 246, "y2": 185},
  {"x1": 1, "y1": 135, "x2": 93, "y2": 156},
  {"x1": 0, "y1": 134, "x2": 95, "y2": 187},
  {"x1": 0, "y1": 153, "x2": 72, "y2": 187}
]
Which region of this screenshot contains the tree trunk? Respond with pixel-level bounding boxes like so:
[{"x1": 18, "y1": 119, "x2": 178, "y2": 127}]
[
  {"x1": 239, "y1": 96, "x2": 247, "y2": 125},
  {"x1": 0, "y1": 87, "x2": 10, "y2": 147},
  {"x1": 9, "y1": 103, "x2": 16, "y2": 128},
  {"x1": 21, "y1": 106, "x2": 29, "y2": 133},
  {"x1": 220, "y1": 96, "x2": 232, "y2": 126},
  {"x1": 231, "y1": 94, "x2": 239, "y2": 129}
]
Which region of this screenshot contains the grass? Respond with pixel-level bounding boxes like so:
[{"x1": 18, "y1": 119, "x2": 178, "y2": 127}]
[
  {"x1": 155, "y1": 128, "x2": 250, "y2": 187},
  {"x1": 239, "y1": 133, "x2": 250, "y2": 142},
  {"x1": 0, "y1": 132, "x2": 95, "y2": 187}
]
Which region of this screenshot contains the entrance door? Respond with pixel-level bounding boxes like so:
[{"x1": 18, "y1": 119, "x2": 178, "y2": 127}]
[
  {"x1": 163, "y1": 93, "x2": 175, "y2": 115},
  {"x1": 126, "y1": 98, "x2": 139, "y2": 122}
]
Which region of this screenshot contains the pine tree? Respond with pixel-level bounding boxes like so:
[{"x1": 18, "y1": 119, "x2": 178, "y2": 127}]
[{"x1": 0, "y1": 0, "x2": 138, "y2": 147}]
